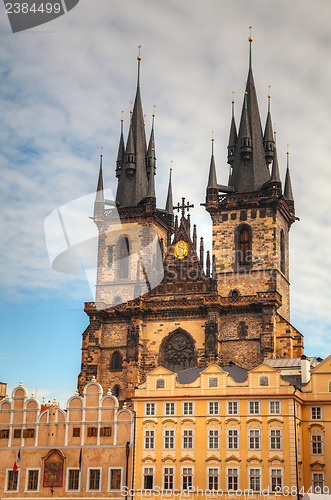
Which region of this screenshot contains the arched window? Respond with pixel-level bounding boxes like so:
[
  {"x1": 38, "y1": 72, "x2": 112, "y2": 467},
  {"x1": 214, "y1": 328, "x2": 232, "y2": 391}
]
[
  {"x1": 280, "y1": 230, "x2": 285, "y2": 275},
  {"x1": 119, "y1": 237, "x2": 130, "y2": 279},
  {"x1": 239, "y1": 228, "x2": 250, "y2": 266},
  {"x1": 113, "y1": 384, "x2": 121, "y2": 398},
  {"x1": 111, "y1": 351, "x2": 122, "y2": 371},
  {"x1": 156, "y1": 378, "x2": 165, "y2": 389}
]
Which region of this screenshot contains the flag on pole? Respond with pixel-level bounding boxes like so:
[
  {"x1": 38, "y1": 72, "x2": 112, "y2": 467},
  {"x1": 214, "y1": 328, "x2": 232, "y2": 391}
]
[
  {"x1": 13, "y1": 449, "x2": 21, "y2": 472},
  {"x1": 79, "y1": 448, "x2": 82, "y2": 472}
]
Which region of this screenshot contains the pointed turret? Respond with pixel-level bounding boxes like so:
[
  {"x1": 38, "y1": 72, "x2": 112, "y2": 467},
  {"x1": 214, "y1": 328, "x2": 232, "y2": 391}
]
[
  {"x1": 269, "y1": 144, "x2": 281, "y2": 186},
  {"x1": 227, "y1": 100, "x2": 237, "y2": 165},
  {"x1": 130, "y1": 52, "x2": 148, "y2": 204},
  {"x1": 115, "y1": 49, "x2": 148, "y2": 207},
  {"x1": 284, "y1": 152, "x2": 294, "y2": 204},
  {"x1": 115, "y1": 114, "x2": 125, "y2": 179},
  {"x1": 263, "y1": 95, "x2": 274, "y2": 165},
  {"x1": 95, "y1": 149, "x2": 104, "y2": 203},
  {"x1": 228, "y1": 35, "x2": 270, "y2": 192},
  {"x1": 165, "y1": 168, "x2": 173, "y2": 214},
  {"x1": 146, "y1": 145, "x2": 156, "y2": 199},
  {"x1": 207, "y1": 138, "x2": 217, "y2": 189},
  {"x1": 239, "y1": 92, "x2": 253, "y2": 164},
  {"x1": 146, "y1": 110, "x2": 156, "y2": 178}
]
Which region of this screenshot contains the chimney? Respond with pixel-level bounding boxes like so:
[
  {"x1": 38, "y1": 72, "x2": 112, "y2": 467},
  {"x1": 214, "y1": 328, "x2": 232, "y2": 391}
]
[{"x1": 300, "y1": 355, "x2": 310, "y2": 384}]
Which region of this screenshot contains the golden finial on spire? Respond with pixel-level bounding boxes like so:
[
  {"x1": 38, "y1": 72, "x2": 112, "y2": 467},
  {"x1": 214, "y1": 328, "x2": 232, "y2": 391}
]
[
  {"x1": 232, "y1": 90, "x2": 235, "y2": 104},
  {"x1": 248, "y1": 26, "x2": 253, "y2": 42},
  {"x1": 121, "y1": 110, "x2": 124, "y2": 122},
  {"x1": 211, "y1": 130, "x2": 214, "y2": 142},
  {"x1": 245, "y1": 91, "x2": 248, "y2": 95},
  {"x1": 137, "y1": 45, "x2": 142, "y2": 61},
  {"x1": 287, "y1": 144, "x2": 290, "y2": 155},
  {"x1": 268, "y1": 85, "x2": 271, "y2": 99},
  {"x1": 170, "y1": 160, "x2": 173, "y2": 171},
  {"x1": 152, "y1": 104, "x2": 156, "y2": 118},
  {"x1": 100, "y1": 146, "x2": 103, "y2": 157}
]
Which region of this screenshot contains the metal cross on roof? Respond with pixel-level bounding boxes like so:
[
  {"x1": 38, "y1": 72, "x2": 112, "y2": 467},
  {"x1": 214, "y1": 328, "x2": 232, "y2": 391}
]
[{"x1": 173, "y1": 197, "x2": 194, "y2": 219}]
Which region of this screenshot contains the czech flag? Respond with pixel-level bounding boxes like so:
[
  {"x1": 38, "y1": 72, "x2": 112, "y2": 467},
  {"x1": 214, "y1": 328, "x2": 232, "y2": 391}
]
[
  {"x1": 13, "y1": 450, "x2": 20, "y2": 472},
  {"x1": 79, "y1": 448, "x2": 82, "y2": 472}
]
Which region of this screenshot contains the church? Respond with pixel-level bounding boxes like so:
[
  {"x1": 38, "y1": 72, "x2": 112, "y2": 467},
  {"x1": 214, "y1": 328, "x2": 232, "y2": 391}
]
[{"x1": 78, "y1": 36, "x2": 303, "y2": 402}]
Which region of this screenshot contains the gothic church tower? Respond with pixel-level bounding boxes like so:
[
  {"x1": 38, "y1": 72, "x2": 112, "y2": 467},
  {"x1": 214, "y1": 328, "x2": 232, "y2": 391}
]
[{"x1": 78, "y1": 41, "x2": 303, "y2": 401}]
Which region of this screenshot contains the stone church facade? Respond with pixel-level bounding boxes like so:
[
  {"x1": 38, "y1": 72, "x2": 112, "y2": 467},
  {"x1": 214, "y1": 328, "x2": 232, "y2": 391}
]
[{"x1": 78, "y1": 39, "x2": 303, "y2": 401}]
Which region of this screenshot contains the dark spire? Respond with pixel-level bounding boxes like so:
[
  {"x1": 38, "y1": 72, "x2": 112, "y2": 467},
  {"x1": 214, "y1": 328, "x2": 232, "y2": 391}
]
[
  {"x1": 228, "y1": 35, "x2": 270, "y2": 192},
  {"x1": 146, "y1": 110, "x2": 156, "y2": 178},
  {"x1": 227, "y1": 99, "x2": 237, "y2": 166},
  {"x1": 200, "y1": 237, "x2": 204, "y2": 269},
  {"x1": 193, "y1": 224, "x2": 197, "y2": 251},
  {"x1": 116, "y1": 113, "x2": 125, "y2": 178},
  {"x1": 206, "y1": 250, "x2": 211, "y2": 277},
  {"x1": 239, "y1": 92, "x2": 253, "y2": 163},
  {"x1": 284, "y1": 152, "x2": 294, "y2": 202},
  {"x1": 95, "y1": 148, "x2": 104, "y2": 203},
  {"x1": 146, "y1": 143, "x2": 156, "y2": 198},
  {"x1": 116, "y1": 49, "x2": 148, "y2": 207},
  {"x1": 207, "y1": 137, "x2": 217, "y2": 188},
  {"x1": 263, "y1": 94, "x2": 274, "y2": 165},
  {"x1": 269, "y1": 140, "x2": 281, "y2": 186},
  {"x1": 165, "y1": 167, "x2": 173, "y2": 214}
]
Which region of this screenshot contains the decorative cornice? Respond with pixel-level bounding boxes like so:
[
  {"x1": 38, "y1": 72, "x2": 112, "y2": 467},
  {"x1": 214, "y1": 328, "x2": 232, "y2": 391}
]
[
  {"x1": 247, "y1": 456, "x2": 263, "y2": 463},
  {"x1": 225, "y1": 455, "x2": 241, "y2": 463}
]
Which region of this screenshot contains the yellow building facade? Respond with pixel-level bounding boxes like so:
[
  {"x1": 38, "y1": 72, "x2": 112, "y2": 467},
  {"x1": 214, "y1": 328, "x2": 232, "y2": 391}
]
[
  {"x1": 0, "y1": 379, "x2": 133, "y2": 498},
  {"x1": 132, "y1": 360, "x2": 331, "y2": 499}
]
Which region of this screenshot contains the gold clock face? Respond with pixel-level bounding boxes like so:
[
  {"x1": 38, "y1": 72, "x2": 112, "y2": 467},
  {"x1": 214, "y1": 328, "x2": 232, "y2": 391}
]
[{"x1": 174, "y1": 240, "x2": 188, "y2": 259}]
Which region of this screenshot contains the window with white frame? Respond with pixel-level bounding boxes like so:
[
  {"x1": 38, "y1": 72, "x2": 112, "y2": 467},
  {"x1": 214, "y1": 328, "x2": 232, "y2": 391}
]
[
  {"x1": 164, "y1": 429, "x2": 175, "y2": 449},
  {"x1": 143, "y1": 467, "x2": 154, "y2": 490},
  {"x1": 248, "y1": 401, "x2": 260, "y2": 415},
  {"x1": 182, "y1": 401, "x2": 194, "y2": 416},
  {"x1": 249, "y1": 468, "x2": 261, "y2": 492},
  {"x1": 144, "y1": 429, "x2": 155, "y2": 450},
  {"x1": 67, "y1": 469, "x2": 80, "y2": 491},
  {"x1": 26, "y1": 469, "x2": 39, "y2": 491},
  {"x1": 227, "y1": 401, "x2": 239, "y2": 415},
  {"x1": 208, "y1": 468, "x2": 219, "y2": 490},
  {"x1": 182, "y1": 429, "x2": 194, "y2": 449},
  {"x1": 269, "y1": 400, "x2": 282, "y2": 415},
  {"x1": 311, "y1": 434, "x2": 323, "y2": 454},
  {"x1": 209, "y1": 376, "x2": 218, "y2": 387},
  {"x1": 227, "y1": 428, "x2": 239, "y2": 450},
  {"x1": 182, "y1": 467, "x2": 193, "y2": 490},
  {"x1": 270, "y1": 429, "x2": 282, "y2": 450},
  {"x1": 88, "y1": 468, "x2": 101, "y2": 491},
  {"x1": 249, "y1": 428, "x2": 261, "y2": 450},
  {"x1": 163, "y1": 467, "x2": 174, "y2": 490},
  {"x1": 208, "y1": 429, "x2": 219, "y2": 449},
  {"x1": 208, "y1": 401, "x2": 220, "y2": 415},
  {"x1": 311, "y1": 407, "x2": 322, "y2": 420},
  {"x1": 312, "y1": 473, "x2": 324, "y2": 493},
  {"x1": 145, "y1": 402, "x2": 156, "y2": 416},
  {"x1": 227, "y1": 468, "x2": 239, "y2": 490},
  {"x1": 270, "y1": 468, "x2": 282, "y2": 492},
  {"x1": 6, "y1": 470, "x2": 19, "y2": 492},
  {"x1": 164, "y1": 402, "x2": 176, "y2": 416},
  {"x1": 109, "y1": 468, "x2": 122, "y2": 490}
]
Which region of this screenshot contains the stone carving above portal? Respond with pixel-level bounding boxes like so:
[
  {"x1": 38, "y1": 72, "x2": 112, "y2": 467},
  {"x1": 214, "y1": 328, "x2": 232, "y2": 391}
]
[{"x1": 159, "y1": 328, "x2": 196, "y2": 371}]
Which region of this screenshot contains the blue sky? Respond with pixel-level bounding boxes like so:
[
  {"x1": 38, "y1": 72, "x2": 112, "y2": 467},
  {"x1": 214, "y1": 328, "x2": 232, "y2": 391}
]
[{"x1": 1, "y1": 0, "x2": 331, "y2": 406}]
